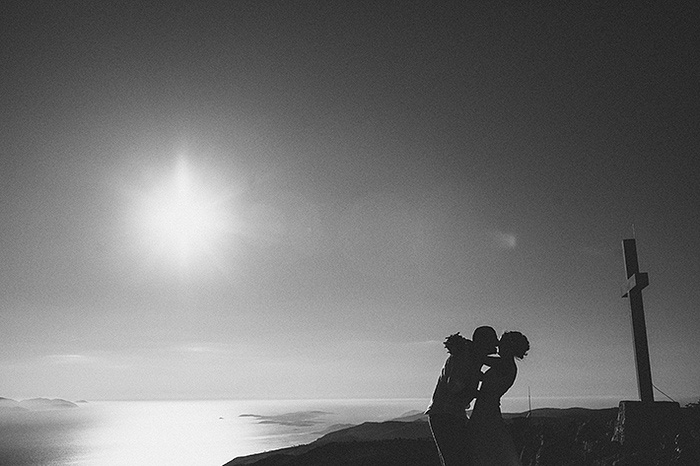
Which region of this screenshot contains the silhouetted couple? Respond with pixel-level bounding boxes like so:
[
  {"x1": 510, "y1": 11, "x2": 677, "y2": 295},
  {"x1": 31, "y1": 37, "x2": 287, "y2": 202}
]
[{"x1": 426, "y1": 326, "x2": 530, "y2": 466}]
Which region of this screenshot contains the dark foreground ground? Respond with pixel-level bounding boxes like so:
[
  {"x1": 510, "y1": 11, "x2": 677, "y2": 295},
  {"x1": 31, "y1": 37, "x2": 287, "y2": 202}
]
[{"x1": 225, "y1": 403, "x2": 700, "y2": 466}]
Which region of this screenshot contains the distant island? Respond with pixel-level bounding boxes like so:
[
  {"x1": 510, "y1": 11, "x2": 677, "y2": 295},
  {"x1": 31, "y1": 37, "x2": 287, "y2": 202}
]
[
  {"x1": 225, "y1": 404, "x2": 700, "y2": 466},
  {"x1": 0, "y1": 397, "x2": 80, "y2": 412}
]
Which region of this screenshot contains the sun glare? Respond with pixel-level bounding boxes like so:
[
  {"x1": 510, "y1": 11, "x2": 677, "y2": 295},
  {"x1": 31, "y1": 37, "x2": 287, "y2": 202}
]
[{"x1": 132, "y1": 158, "x2": 235, "y2": 271}]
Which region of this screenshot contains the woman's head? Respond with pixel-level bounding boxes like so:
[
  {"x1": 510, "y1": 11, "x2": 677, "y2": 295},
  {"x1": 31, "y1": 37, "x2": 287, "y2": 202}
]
[
  {"x1": 498, "y1": 331, "x2": 530, "y2": 359},
  {"x1": 443, "y1": 332, "x2": 471, "y2": 355}
]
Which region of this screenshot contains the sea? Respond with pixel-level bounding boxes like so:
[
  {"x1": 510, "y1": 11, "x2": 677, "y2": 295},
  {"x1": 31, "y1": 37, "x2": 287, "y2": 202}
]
[{"x1": 0, "y1": 396, "x2": 670, "y2": 466}]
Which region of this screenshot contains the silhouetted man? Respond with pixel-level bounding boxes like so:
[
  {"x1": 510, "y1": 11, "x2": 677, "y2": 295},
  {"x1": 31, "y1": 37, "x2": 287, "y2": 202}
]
[{"x1": 426, "y1": 326, "x2": 499, "y2": 466}]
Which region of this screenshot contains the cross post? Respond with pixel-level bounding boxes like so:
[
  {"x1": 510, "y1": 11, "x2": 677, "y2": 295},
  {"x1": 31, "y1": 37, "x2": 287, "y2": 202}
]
[{"x1": 621, "y1": 239, "x2": 654, "y2": 402}]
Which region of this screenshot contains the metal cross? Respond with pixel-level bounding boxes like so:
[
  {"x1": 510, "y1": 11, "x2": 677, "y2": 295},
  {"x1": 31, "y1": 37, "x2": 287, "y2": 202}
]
[{"x1": 621, "y1": 238, "x2": 654, "y2": 402}]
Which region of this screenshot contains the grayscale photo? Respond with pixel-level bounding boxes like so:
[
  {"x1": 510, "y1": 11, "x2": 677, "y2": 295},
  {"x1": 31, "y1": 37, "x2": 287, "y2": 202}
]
[{"x1": 1, "y1": 1, "x2": 698, "y2": 465}]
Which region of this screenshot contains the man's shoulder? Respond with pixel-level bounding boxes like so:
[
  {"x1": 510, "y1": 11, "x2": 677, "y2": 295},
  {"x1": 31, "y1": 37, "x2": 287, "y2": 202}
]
[{"x1": 451, "y1": 347, "x2": 480, "y2": 366}]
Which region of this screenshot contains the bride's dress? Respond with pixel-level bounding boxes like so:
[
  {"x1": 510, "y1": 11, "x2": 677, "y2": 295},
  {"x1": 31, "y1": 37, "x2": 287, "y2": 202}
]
[{"x1": 468, "y1": 358, "x2": 522, "y2": 466}]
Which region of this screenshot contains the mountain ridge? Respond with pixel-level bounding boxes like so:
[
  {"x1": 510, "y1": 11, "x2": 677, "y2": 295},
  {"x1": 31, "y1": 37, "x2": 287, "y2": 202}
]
[
  {"x1": 0, "y1": 397, "x2": 80, "y2": 412},
  {"x1": 224, "y1": 406, "x2": 619, "y2": 465}
]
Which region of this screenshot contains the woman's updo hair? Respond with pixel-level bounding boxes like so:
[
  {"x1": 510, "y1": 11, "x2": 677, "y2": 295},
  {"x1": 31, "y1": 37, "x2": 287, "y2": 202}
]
[
  {"x1": 443, "y1": 332, "x2": 471, "y2": 355},
  {"x1": 500, "y1": 331, "x2": 530, "y2": 359}
]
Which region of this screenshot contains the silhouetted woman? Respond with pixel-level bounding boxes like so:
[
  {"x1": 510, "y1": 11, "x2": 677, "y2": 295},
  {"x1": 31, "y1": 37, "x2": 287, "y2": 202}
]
[{"x1": 468, "y1": 331, "x2": 530, "y2": 466}]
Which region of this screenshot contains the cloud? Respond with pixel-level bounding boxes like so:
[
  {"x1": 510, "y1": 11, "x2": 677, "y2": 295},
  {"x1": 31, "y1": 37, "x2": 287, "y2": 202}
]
[
  {"x1": 43, "y1": 354, "x2": 96, "y2": 365},
  {"x1": 239, "y1": 410, "x2": 331, "y2": 427},
  {"x1": 167, "y1": 342, "x2": 244, "y2": 357},
  {"x1": 494, "y1": 232, "x2": 517, "y2": 249},
  {"x1": 341, "y1": 339, "x2": 441, "y2": 351},
  {"x1": 170, "y1": 343, "x2": 224, "y2": 354}
]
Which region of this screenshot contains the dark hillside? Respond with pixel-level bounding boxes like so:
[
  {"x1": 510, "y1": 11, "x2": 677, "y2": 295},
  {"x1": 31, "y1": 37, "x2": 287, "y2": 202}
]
[{"x1": 226, "y1": 405, "x2": 700, "y2": 466}]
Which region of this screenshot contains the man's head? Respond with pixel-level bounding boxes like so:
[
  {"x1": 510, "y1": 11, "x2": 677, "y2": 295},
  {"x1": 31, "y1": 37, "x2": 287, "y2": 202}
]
[{"x1": 472, "y1": 326, "x2": 498, "y2": 355}]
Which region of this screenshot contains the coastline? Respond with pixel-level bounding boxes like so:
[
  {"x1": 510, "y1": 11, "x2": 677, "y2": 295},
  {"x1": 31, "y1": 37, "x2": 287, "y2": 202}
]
[
  {"x1": 224, "y1": 404, "x2": 700, "y2": 466},
  {"x1": 2, "y1": 397, "x2": 698, "y2": 465}
]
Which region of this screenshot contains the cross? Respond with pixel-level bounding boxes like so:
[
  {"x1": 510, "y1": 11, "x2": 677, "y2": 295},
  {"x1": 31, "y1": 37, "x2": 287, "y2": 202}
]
[{"x1": 621, "y1": 238, "x2": 654, "y2": 402}]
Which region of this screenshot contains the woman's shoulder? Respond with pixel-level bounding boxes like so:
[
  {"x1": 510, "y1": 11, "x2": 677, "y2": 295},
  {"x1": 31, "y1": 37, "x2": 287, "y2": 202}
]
[{"x1": 484, "y1": 357, "x2": 516, "y2": 376}]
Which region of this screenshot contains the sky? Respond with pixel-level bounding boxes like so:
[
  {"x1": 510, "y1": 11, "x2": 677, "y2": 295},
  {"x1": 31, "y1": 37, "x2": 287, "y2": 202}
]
[{"x1": 1, "y1": 1, "x2": 698, "y2": 405}]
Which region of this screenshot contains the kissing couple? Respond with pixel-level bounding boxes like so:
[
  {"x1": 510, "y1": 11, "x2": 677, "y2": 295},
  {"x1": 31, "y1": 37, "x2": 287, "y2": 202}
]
[{"x1": 426, "y1": 326, "x2": 530, "y2": 466}]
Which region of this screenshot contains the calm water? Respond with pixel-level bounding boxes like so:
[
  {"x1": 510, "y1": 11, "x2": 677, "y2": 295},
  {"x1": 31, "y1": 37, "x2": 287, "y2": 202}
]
[
  {"x1": 0, "y1": 396, "x2": 638, "y2": 466},
  {"x1": 0, "y1": 399, "x2": 429, "y2": 466}
]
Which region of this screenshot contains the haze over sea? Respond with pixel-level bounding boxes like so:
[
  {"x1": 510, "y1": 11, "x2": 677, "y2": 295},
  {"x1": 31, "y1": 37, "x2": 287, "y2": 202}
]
[{"x1": 0, "y1": 396, "x2": 668, "y2": 466}]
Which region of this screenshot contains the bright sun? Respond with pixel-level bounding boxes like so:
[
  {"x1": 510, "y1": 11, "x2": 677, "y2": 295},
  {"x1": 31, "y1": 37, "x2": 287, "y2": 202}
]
[{"x1": 132, "y1": 158, "x2": 235, "y2": 271}]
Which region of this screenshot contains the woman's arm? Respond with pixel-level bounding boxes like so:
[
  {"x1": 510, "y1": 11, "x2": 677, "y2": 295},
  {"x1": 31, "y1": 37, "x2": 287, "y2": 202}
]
[{"x1": 481, "y1": 355, "x2": 501, "y2": 367}]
